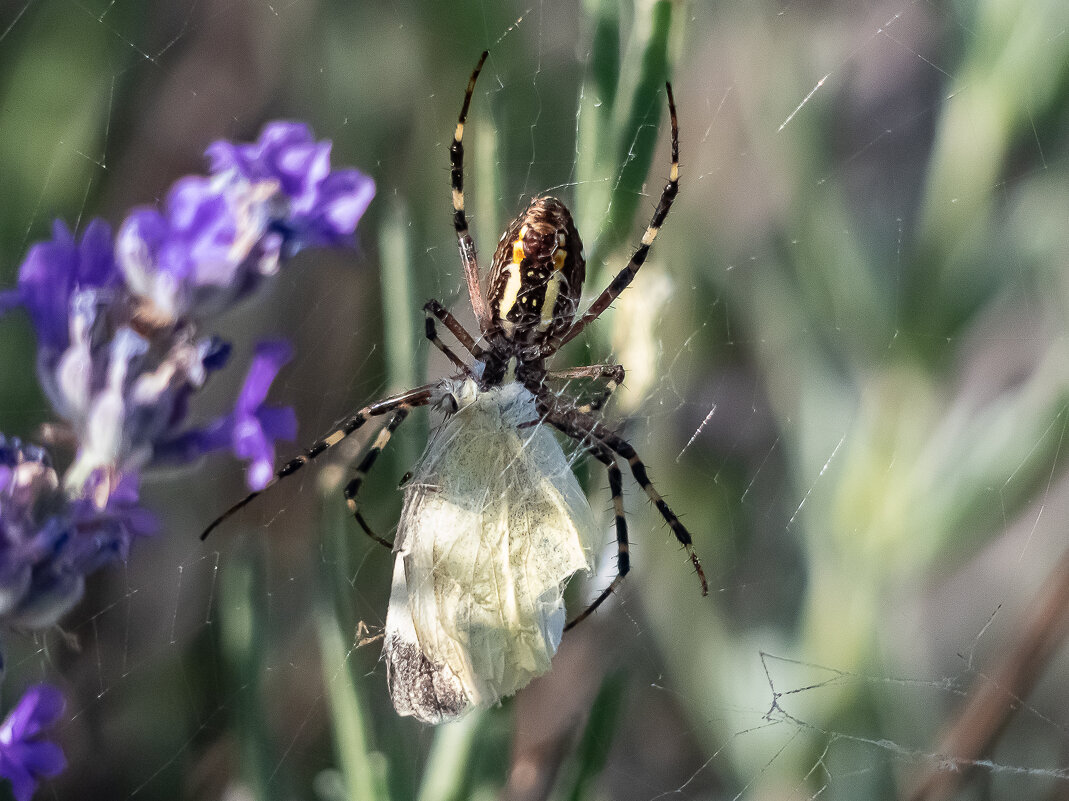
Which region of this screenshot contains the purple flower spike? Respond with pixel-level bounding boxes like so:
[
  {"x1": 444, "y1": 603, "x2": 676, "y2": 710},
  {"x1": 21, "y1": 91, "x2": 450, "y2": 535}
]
[
  {"x1": 0, "y1": 684, "x2": 66, "y2": 801},
  {"x1": 0, "y1": 117, "x2": 375, "y2": 787},
  {"x1": 0, "y1": 114, "x2": 370, "y2": 640}
]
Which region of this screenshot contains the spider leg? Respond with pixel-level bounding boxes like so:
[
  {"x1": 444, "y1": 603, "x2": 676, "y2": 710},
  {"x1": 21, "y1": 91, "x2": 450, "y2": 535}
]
[
  {"x1": 546, "y1": 363, "x2": 624, "y2": 413},
  {"x1": 424, "y1": 299, "x2": 481, "y2": 355},
  {"x1": 423, "y1": 303, "x2": 477, "y2": 376},
  {"x1": 542, "y1": 401, "x2": 708, "y2": 598},
  {"x1": 564, "y1": 441, "x2": 628, "y2": 631},
  {"x1": 553, "y1": 83, "x2": 679, "y2": 351},
  {"x1": 424, "y1": 299, "x2": 483, "y2": 367},
  {"x1": 595, "y1": 426, "x2": 707, "y2": 597},
  {"x1": 451, "y1": 50, "x2": 492, "y2": 333},
  {"x1": 200, "y1": 384, "x2": 436, "y2": 540},
  {"x1": 343, "y1": 408, "x2": 410, "y2": 551}
]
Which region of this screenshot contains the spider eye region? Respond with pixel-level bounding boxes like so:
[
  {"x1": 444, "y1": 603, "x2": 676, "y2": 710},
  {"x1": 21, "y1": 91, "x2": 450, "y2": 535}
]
[{"x1": 487, "y1": 196, "x2": 585, "y2": 345}]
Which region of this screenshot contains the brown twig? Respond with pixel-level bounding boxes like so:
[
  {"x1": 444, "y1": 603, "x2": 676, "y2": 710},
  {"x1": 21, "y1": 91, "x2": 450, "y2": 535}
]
[{"x1": 907, "y1": 545, "x2": 1069, "y2": 801}]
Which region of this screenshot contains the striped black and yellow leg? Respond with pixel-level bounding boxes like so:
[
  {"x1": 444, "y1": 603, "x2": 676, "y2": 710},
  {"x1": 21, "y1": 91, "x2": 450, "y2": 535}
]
[
  {"x1": 547, "y1": 363, "x2": 625, "y2": 413},
  {"x1": 343, "y1": 408, "x2": 409, "y2": 551},
  {"x1": 543, "y1": 401, "x2": 708, "y2": 600},
  {"x1": 200, "y1": 384, "x2": 436, "y2": 540},
  {"x1": 554, "y1": 83, "x2": 680, "y2": 352},
  {"x1": 595, "y1": 428, "x2": 708, "y2": 597},
  {"x1": 565, "y1": 441, "x2": 628, "y2": 631},
  {"x1": 451, "y1": 50, "x2": 491, "y2": 332}
]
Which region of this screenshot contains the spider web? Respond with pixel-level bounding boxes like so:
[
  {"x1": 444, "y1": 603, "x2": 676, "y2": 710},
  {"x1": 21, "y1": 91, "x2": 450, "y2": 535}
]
[{"x1": 1, "y1": 1, "x2": 1068, "y2": 799}]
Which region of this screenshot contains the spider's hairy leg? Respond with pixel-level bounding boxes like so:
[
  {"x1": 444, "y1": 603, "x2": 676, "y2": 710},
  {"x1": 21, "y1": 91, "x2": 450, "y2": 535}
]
[
  {"x1": 423, "y1": 300, "x2": 480, "y2": 376},
  {"x1": 545, "y1": 403, "x2": 708, "y2": 598},
  {"x1": 199, "y1": 384, "x2": 436, "y2": 541},
  {"x1": 595, "y1": 426, "x2": 708, "y2": 597},
  {"x1": 451, "y1": 50, "x2": 491, "y2": 332},
  {"x1": 555, "y1": 83, "x2": 680, "y2": 351},
  {"x1": 565, "y1": 441, "x2": 628, "y2": 631},
  {"x1": 547, "y1": 363, "x2": 625, "y2": 413},
  {"x1": 344, "y1": 408, "x2": 410, "y2": 551}
]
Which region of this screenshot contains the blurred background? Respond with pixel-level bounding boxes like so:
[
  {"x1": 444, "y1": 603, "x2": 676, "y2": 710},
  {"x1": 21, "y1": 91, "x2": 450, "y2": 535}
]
[{"x1": 1, "y1": 0, "x2": 1069, "y2": 799}]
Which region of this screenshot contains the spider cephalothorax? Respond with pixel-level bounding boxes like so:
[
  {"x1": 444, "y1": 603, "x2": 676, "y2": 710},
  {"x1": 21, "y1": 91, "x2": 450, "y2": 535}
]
[{"x1": 201, "y1": 50, "x2": 707, "y2": 725}]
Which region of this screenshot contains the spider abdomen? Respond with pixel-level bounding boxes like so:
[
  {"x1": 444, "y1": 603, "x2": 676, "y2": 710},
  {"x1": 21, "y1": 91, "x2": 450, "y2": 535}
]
[{"x1": 486, "y1": 197, "x2": 585, "y2": 347}]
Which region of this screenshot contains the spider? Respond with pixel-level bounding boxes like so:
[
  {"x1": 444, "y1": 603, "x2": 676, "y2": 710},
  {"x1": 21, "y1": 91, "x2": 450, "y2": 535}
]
[{"x1": 201, "y1": 51, "x2": 708, "y2": 723}]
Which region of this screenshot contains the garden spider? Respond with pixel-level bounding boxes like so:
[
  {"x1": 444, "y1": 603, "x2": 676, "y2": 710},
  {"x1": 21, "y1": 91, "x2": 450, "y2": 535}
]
[{"x1": 202, "y1": 52, "x2": 707, "y2": 723}]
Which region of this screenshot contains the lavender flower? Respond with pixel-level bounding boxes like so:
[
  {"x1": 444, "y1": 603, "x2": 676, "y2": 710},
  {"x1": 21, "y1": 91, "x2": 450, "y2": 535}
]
[
  {"x1": 0, "y1": 684, "x2": 65, "y2": 801},
  {"x1": 0, "y1": 120, "x2": 373, "y2": 790},
  {"x1": 1, "y1": 121, "x2": 374, "y2": 500},
  {"x1": 0, "y1": 120, "x2": 371, "y2": 620}
]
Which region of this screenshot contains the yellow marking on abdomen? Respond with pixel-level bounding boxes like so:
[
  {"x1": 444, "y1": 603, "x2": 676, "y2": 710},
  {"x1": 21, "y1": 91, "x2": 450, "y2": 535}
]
[
  {"x1": 511, "y1": 225, "x2": 528, "y2": 265},
  {"x1": 497, "y1": 263, "x2": 523, "y2": 321},
  {"x1": 538, "y1": 271, "x2": 563, "y2": 331}
]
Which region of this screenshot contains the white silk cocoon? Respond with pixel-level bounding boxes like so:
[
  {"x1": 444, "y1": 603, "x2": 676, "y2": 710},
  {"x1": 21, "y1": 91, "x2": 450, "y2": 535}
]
[{"x1": 384, "y1": 379, "x2": 598, "y2": 724}]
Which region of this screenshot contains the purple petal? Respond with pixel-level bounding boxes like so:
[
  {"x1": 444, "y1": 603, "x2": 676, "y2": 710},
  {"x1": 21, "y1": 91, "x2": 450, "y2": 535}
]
[
  {"x1": 0, "y1": 686, "x2": 64, "y2": 744},
  {"x1": 269, "y1": 137, "x2": 331, "y2": 201},
  {"x1": 76, "y1": 220, "x2": 117, "y2": 287},
  {"x1": 233, "y1": 423, "x2": 274, "y2": 491},
  {"x1": 236, "y1": 341, "x2": 293, "y2": 413},
  {"x1": 116, "y1": 210, "x2": 169, "y2": 275},
  {"x1": 0, "y1": 754, "x2": 35, "y2": 801},
  {"x1": 153, "y1": 423, "x2": 231, "y2": 464},
  {"x1": 256, "y1": 406, "x2": 298, "y2": 442},
  {"x1": 229, "y1": 342, "x2": 296, "y2": 490},
  {"x1": 14, "y1": 220, "x2": 117, "y2": 353},
  {"x1": 148, "y1": 340, "x2": 295, "y2": 488},
  {"x1": 206, "y1": 121, "x2": 314, "y2": 186},
  {"x1": 165, "y1": 178, "x2": 239, "y2": 283},
  {"x1": 314, "y1": 170, "x2": 376, "y2": 239},
  {"x1": 204, "y1": 121, "x2": 374, "y2": 254},
  {"x1": 12, "y1": 741, "x2": 65, "y2": 778},
  {"x1": 0, "y1": 684, "x2": 65, "y2": 801},
  {"x1": 0, "y1": 740, "x2": 65, "y2": 801},
  {"x1": 233, "y1": 403, "x2": 300, "y2": 492}
]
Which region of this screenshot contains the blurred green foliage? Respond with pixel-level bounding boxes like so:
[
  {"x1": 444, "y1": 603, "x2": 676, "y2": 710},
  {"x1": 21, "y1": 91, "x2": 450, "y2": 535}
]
[{"x1": 2, "y1": 0, "x2": 1069, "y2": 799}]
